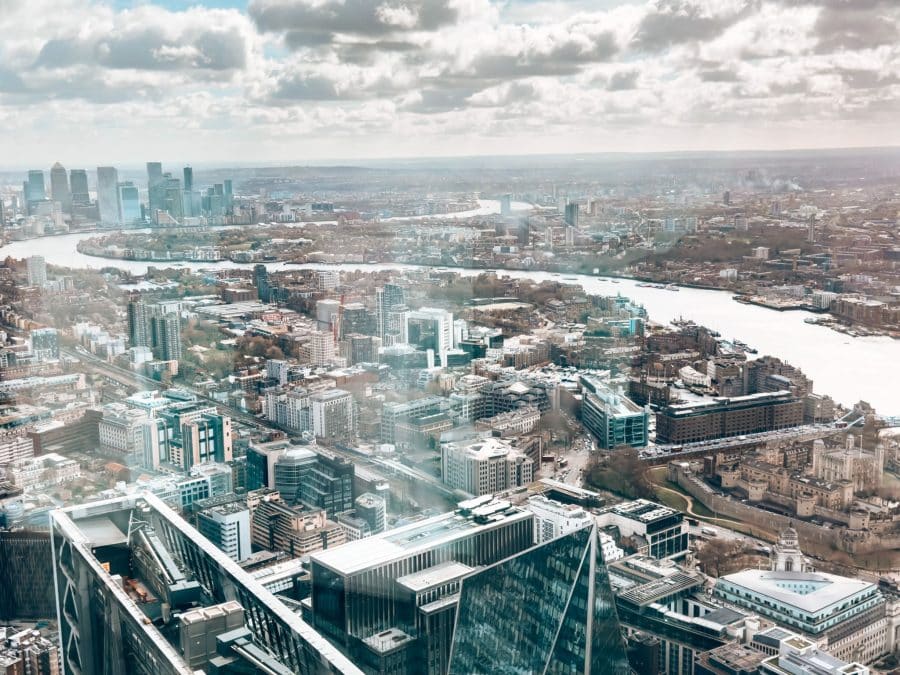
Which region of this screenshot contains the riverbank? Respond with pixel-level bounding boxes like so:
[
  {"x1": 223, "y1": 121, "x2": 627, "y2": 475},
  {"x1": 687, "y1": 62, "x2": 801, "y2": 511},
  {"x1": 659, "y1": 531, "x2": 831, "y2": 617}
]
[{"x1": 3, "y1": 229, "x2": 898, "y2": 412}]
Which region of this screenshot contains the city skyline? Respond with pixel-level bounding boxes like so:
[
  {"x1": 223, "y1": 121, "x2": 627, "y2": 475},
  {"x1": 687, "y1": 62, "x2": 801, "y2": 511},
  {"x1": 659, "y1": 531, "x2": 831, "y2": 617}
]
[{"x1": 3, "y1": 0, "x2": 900, "y2": 165}]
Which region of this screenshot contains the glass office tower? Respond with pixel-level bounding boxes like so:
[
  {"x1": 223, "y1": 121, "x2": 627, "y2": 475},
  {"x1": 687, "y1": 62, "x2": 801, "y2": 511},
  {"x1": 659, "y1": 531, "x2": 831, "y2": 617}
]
[{"x1": 449, "y1": 523, "x2": 631, "y2": 674}]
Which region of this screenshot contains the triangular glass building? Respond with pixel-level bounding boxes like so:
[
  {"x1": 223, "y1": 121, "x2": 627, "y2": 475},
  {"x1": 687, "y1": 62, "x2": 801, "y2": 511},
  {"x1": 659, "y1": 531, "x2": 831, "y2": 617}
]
[{"x1": 448, "y1": 523, "x2": 631, "y2": 674}]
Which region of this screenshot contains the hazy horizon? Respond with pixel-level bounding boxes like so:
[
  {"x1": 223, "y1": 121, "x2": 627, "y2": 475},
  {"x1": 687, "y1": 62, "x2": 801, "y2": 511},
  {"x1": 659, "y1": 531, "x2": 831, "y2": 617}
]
[
  {"x1": 4, "y1": 143, "x2": 900, "y2": 174},
  {"x1": 5, "y1": 0, "x2": 900, "y2": 166}
]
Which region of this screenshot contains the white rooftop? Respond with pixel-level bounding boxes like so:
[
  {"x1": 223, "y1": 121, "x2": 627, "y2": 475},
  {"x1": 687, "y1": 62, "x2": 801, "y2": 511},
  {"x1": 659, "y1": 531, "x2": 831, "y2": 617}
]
[
  {"x1": 310, "y1": 500, "x2": 529, "y2": 576},
  {"x1": 396, "y1": 561, "x2": 473, "y2": 593},
  {"x1": 719, "y1": 569, "x2": 877, "y2": 613},
  {"x1": 445, "y1": 436, "x2": 522, "y2": 460}
]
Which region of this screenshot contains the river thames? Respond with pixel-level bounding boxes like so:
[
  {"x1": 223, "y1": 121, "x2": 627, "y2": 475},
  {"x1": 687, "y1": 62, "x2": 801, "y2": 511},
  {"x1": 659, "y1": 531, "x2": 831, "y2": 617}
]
[{"x1": 4, "y1": 227, "x2": 898, "y2": 414}]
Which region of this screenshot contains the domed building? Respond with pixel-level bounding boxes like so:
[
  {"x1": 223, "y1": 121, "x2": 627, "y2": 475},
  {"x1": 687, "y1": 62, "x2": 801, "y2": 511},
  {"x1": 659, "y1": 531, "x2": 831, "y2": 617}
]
[
  {"x1": 770, "y1": 526, "x2": 809, "y2": 573},
  {"x1": 715, "y1": 527, "x2": 889, "y2": 664}
]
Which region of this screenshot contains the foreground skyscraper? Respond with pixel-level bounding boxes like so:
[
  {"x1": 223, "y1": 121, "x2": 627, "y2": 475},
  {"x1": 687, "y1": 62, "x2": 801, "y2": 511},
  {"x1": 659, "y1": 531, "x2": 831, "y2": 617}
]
[
  {"x1": 449, "y1": 522, "x2": 630, "y2": 674},
  {"x1": 308, "y1": 496, "x2": 534, "y2": 673},
  {"x1": 50, "y1": 492, "x2": 360, "y2": 674}
]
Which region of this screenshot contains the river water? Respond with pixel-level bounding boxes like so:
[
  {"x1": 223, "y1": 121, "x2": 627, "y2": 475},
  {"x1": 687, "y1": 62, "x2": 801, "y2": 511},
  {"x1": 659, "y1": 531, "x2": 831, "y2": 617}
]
[{"x1": 4, "y1": 202, "x2": 897, "y2": 413}]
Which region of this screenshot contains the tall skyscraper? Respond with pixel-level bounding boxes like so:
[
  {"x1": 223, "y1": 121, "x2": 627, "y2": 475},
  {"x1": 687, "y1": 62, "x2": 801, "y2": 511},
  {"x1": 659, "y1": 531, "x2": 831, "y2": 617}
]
[
  {"x1": 164, "y1": 176, "x2": 184, "y2": 222},
  {"x1": 254, "y1": 264, "x2": 269, "y2": 302},
  {"x1": 69, "y1": 169, "x2": 90, "y2": 206},
  {"x1": 25, "y1": 170, "x2": 45, "y2": 202},
  {"x1": 376, "y1": 283, "x2": 406, "y2": 340},
  {"x1": 151, "y1": 313, "x2": 182, "y2": 361},
  {"x1": 182, "y1": 166, "x2": 195, "y2": 218},
  {"x1": 96, "y1": 166, "x2": 120, "y2": 224},
  {"x1": 26, "y1": 255, "x2": 47, "y2": 287},
  {"x1": 208, "y1": 183, "x2": 225, "y2": 217},
  {"x1": 126, "y1": 296, "x2": 151, "y2": 348},
  {"x1": 564, "y1": 201, "x2": 579, "y2": 227},
  {"x1": 117, "y1": 181, "x2": 141, "y2": 224},
  {"x1": 224, "y1": 178, "x2": 234, "y2": 214},
  {"x1": 449, "y1": 523, "x2": 630, "y2": 674},
  {"x1": 49, "y1": 162, "x2": 71, "y2": 212},
  {"x1": 146, "y1": 161, "x2": 163, "y2": 214}
]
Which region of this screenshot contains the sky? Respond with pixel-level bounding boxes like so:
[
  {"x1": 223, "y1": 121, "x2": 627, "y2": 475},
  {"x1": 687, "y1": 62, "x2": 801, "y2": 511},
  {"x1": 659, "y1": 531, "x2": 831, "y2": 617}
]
[{"x1": 2, "y1": 0, "x2": 900, "y2": 166}]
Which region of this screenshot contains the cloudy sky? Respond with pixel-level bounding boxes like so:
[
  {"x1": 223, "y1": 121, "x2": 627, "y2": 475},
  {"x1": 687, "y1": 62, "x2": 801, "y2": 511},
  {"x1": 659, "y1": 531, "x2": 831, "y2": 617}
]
[{"x1": 2, "y1": 0, "x2": 899, "y2": 165}]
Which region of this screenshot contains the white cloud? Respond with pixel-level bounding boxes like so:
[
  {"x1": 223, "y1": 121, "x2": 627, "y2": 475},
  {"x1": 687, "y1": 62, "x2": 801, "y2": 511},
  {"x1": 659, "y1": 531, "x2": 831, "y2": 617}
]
[{"x1": 2, "y1": 0, "x2": 900, "y2": 164}]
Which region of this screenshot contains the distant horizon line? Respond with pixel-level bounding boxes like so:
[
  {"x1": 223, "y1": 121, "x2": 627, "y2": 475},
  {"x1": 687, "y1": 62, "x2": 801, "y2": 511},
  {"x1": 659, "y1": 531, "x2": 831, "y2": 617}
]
[{"x1": 3, "y1": 143, "x2": 900, "y2": 173}]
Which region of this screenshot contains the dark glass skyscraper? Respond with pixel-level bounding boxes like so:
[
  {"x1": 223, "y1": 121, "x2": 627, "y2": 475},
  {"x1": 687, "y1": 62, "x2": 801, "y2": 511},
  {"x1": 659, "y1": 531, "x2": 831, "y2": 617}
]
[
  {"x1": 25, "y1": 169, "x2": 45, "y2": 202},
  {"x1": 449, "y1": 523, "x2": 631, "y2": 675},
  {"x1": 69, "y1": 169, "x2": 90, "y2": 206},
  {"x1": 254, "y1": 263, "x2": 270, "y2": 302},
  {"x1": 127, "y1": 296, "x2": 151, "y2": 348},
  {"x1": 147, "y1": 161, "x2": 164, "y2": 214},
  {"x1": 151, "y1": 313, "x2": 182, "y2": 361}
]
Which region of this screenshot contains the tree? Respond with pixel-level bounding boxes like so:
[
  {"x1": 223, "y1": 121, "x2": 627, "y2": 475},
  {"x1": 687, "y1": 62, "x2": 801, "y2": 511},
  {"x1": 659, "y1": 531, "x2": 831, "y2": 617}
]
[
  {"x1": 264, "y1": 345, "x2": 285, "y2": 360},
  {"x1": 695, "y1": 538, "x2": 745, "y2": 577},
  {"x1": 585, "y1": 447, "x2": 654, "y2": 499}
]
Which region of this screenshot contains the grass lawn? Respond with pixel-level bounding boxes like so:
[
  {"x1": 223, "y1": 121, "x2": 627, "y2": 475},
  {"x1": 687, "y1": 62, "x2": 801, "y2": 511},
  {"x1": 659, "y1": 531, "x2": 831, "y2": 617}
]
[
  {"x1": 655, "y1": 488, "x2": 689, "y2": 512},
  {"x1": 648, "y1": 467, "x2": 775, "y2": 540}
]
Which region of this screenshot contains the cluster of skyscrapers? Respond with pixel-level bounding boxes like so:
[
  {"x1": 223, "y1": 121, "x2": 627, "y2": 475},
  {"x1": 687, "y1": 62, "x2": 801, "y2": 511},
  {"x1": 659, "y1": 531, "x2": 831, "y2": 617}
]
[{"x1": 19, "y1": 162, "x2": 234, "y2": 226}]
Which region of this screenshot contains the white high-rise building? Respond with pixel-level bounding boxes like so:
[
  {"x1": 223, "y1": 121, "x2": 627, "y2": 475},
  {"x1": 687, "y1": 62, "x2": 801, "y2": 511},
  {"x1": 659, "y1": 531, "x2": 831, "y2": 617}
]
[
  {"x1": 307, "y1": 331, "x2": 335, "y2": 366},
  {"x1": 525, "y1": 494, "x2": 592, "y2": 544},
  {"x1": 99, "y1": 403, "x2": 157, "y2": 464},
  {"x1": 197, "y1": 502, "x2": 252, "y2": 562},
  {"x1": 267, "y1": 359, "x2": 289, "y2": 385},
  {"x1": 406, "y1": 307, "x2": 453, "y2": 364},
  {"x1": 26, "y1": 255, "x2": 47, "y2": 287},
  {"x1": 316, "y1": 299, "x2": 341, "y2": 326},
  {"x1": 315, "y1": 270, "x2": 339, "y2": 291},
  {"x1": 441, "y1": 436, "x2": 534, "y2": 496}
]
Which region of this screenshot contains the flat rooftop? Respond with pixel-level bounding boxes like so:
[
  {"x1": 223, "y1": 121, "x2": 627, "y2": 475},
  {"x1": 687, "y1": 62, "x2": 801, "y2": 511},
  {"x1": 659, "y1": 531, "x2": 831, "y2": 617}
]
[
  {"x1": 396, "y1": 561, "x2": 473, "y2": 594},
  {"x1": 608, "y1": 499, "x2": 679, "y2": 524},
  {"x1": 617, "y1": 572, "x2": 703, "y2": 607},
  {"x1": 717, "y1": 569, "x2": 878, "y2": 613},
  {"x1": 311, "y1": 501, "x2": 529, "y2": 576},
  {"x1": 698, "y1": 644, "x2": 765, "y2": 672},
  {"x1": 663, "y1": 390, "x2": 795, "y2": 416}
]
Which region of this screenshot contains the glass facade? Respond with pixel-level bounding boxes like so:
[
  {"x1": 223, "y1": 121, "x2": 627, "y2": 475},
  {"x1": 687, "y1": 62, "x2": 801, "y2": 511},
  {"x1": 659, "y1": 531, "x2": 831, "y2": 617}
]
[{"x1": 449, "y1": 524, "x2": 631, "y2": 674}]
